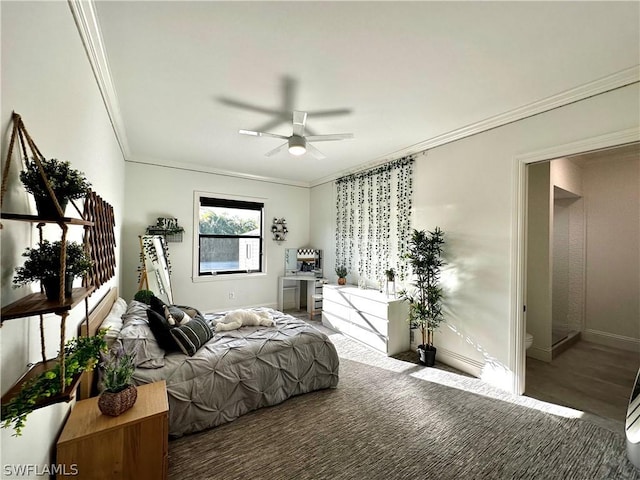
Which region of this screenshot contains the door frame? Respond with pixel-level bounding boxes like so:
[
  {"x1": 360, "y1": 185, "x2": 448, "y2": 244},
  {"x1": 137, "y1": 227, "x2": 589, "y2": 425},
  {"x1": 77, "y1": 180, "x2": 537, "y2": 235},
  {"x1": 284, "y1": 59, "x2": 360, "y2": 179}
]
[{"x1": 510, "y1": 127, "x2": 639, "y2": 395}]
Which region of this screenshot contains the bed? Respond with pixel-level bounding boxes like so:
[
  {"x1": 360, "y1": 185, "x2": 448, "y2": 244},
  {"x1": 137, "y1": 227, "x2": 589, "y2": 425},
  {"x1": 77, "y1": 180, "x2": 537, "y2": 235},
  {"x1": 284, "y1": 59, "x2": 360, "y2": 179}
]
[{"x1": 88, "y1": 288, "x2": 340, "y2": 437}]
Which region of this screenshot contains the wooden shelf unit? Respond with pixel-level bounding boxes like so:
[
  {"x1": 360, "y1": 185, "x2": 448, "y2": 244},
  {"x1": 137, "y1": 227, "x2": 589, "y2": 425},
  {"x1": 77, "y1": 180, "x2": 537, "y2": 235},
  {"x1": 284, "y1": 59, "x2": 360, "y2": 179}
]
[
  {"x1": 0, "y1": 359, "x2": 83, "y2": 410},
  {"x1": 1, "y1": 212, "x2": 94, "y2": 226},
  {"x1": 0, "y1": 113, "x2": 116, "y2": 423},
  {"x1": 1, "y1": 287, "x2": 96, "y2": 322}
]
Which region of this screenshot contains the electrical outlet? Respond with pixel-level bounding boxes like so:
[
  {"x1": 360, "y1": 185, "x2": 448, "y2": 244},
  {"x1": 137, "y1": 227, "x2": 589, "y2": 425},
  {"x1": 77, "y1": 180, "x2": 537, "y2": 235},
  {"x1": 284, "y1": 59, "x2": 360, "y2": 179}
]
[{"x1": 228, "y1": 292, "x2": 235, "y2": 299}]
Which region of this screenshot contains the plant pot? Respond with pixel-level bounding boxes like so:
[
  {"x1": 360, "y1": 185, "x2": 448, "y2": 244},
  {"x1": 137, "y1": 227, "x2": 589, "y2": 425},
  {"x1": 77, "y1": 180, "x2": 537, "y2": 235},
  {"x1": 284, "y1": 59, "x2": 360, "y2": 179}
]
[
  {"x1": 33, "y1": 194, "x2": 68, "y2": 218},
  {"x1": 417, "y1": 345, "x2": 436, "y2": 367},
  {"x1": 41, "y1": 273, "x2": 74, "y2": 301},
  {"x1": 338, "y1": 277, "x2": 347, "y2": 285},
  {"x1": 98, "y1": 384, "x2": 138, "y2": 416}
]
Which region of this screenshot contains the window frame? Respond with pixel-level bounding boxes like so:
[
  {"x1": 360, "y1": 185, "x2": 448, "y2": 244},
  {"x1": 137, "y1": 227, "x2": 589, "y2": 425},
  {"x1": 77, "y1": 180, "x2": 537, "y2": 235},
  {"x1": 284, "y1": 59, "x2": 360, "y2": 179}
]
[{"x1": 193, "y1": 192, "x2": 266, "y2": 279}]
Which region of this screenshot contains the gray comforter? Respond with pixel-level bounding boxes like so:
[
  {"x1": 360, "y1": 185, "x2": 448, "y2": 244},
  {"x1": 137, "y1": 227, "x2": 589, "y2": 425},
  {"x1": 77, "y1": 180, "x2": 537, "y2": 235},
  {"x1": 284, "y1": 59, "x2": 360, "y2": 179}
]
[{"x1": 133, "y1": 309, "x2": 339, "y2": 437}]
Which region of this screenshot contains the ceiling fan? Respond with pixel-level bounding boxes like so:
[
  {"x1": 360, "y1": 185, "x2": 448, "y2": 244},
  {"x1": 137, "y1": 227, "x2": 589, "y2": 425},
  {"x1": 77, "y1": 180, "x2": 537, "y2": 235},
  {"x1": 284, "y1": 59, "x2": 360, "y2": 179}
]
[{"x1": 239, "y1": 111, "x2": 353, "y2": 159}]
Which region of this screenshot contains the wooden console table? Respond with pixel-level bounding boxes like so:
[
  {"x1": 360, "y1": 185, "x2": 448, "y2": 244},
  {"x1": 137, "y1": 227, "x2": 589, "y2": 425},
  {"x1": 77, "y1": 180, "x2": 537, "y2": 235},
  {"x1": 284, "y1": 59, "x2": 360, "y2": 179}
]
[{"x1": 57, "y1": 381, "x2": 168, "y2": 480}]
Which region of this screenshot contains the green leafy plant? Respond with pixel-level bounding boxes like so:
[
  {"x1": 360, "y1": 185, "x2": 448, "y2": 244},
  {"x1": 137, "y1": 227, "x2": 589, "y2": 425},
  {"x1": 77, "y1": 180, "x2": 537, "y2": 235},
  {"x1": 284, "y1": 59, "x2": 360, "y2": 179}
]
[
  {"x1": 335, "y1": 265, "x2": 348, "y2": 278},
  {"x1": 19, "y1": 157, "x2": 91, "y2": 201},
  {"x1": 1, "y1": 330, "x2": 107, "y2": 436},
  {"x1": 101, "y1": 345, "x2": 135, "y2": 393},
  {"x1": 13, "y1": 240, "x2": 93, "y2": 286},
  {"x1": 385, "y1": 268, "x2": 395, "y2": 282},
  {"x1": 133, "y1": 289, "x2": 154, "y2": 305},
  {"x1": 399, "y1": 227, "x2": 445, "y2": 348}
]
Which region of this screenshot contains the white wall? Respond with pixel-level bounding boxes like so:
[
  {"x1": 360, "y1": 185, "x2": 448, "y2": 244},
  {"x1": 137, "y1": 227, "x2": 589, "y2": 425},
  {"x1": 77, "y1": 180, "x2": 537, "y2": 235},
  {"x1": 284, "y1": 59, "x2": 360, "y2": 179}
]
[
  {"x1": 583, "y1": 154, "x2": 640, "y2": 350},
  {"x1": 1, "y1": 2, "x2": 124, "y2": 473},
  {"x1": 526, "y1": 162, "x2": 552, "y2": 361},
  {"x1": 551, "y1": 159, "x2": 585, "y2": 340},
  {"x1": 123, "y1": 161, "x2": 310, "y2": 312},
  {"x1": 310, "y1": 83, "x2": 639, "y2": 391}
]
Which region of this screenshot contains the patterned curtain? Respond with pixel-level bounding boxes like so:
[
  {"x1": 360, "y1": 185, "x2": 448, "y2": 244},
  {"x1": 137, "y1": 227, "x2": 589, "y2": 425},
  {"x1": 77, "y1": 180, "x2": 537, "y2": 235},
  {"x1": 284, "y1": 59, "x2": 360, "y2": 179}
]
[{"x1": 335, "y1": 155, "x2": 414, "y2": 285}]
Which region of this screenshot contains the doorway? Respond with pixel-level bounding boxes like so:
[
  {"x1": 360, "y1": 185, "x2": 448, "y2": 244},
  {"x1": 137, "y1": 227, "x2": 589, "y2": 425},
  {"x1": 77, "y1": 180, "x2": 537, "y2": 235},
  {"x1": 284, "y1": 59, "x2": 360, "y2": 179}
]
[{"x1": 522, "y1": 142, "x2": 640, "y2": 426}]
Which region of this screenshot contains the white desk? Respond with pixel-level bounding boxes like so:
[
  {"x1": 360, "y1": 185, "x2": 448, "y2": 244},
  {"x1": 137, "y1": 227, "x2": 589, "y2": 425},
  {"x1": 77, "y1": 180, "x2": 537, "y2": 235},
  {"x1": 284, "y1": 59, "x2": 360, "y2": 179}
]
[{"x1": 278, "y1": 276, "x2": 325, "y2": 314}]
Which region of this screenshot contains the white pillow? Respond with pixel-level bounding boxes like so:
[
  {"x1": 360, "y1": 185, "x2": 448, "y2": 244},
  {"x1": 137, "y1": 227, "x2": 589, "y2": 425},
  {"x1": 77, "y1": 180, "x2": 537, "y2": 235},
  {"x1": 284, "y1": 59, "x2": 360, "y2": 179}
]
[{"x1": 100, "y1": 297, "x2": 128, "y2": 347}]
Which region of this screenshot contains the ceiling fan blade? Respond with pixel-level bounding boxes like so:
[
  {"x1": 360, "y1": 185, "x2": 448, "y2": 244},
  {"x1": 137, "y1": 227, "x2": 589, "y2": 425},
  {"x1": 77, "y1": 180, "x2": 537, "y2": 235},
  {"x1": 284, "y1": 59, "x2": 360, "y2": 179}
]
[
  {"x1": 306, "y1": 133, "x2": 354, "y2": 142},
  {"x1": 292, "y1": 111, "x2": 307, "y2": 136},
  {"x1": 265, "y1": 142, "x2": 289, "y2": 157},
  {"x1": 218, "y1": 97, "x2": 281, "y2": 116},
  {"x1": 253, "y1": 115, "x2": 291, "y2": 134},
  {"x1": 306, "y1": 108, "x2": 352, "y2": 117},
  {"x1": 239, "y1": 129, "x2": 288, "y2": 140},
  {"x1": 306, "y1": 143, "x2": 326, "y2": 160}
]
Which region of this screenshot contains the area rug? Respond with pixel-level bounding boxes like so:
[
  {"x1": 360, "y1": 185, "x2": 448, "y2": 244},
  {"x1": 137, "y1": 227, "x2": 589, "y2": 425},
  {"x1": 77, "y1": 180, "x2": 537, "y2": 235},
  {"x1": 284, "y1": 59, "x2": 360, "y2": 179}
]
[{"x1": 168, "y1": 331, "x2": 639, "y2": 480}]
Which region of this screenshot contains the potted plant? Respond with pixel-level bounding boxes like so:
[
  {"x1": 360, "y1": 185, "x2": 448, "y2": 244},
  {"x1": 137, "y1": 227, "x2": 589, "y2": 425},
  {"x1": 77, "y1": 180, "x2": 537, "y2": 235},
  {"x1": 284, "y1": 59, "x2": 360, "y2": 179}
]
[
  {"x1": 385, "y1": 268, "x2": 395, "y2": 282},
  {"x1": 19, "y1": 158, "x2": 91, "y2": 217},
  {"x1": 1, "y1": 331, "x2": 106, "y2": 436},
  {"x1": 13, "y1": 240, "x2": 93, "y2": 300},
  {"x1": 335, "y1": 265, "x2": 348, "y2": 285},
  {"x1": 399, "y1": 227, "x2": 445, "y2": 366},
  {"x1": 133, "y1": 289, "x2": 155, "y2": 305},
  {"x1": 385, "y1": 268, "x2": 396, "y2": 297},
  {"x1": 98, "y1": 345, "x2": 137, "y2": 416}
]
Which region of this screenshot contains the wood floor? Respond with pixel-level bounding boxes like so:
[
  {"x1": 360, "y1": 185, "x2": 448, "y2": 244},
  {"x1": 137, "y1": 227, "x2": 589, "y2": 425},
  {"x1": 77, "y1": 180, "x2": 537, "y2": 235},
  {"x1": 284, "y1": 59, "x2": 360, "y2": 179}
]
[{"x1": 525, "y1": 340, "x2": 639, "y2": 428}]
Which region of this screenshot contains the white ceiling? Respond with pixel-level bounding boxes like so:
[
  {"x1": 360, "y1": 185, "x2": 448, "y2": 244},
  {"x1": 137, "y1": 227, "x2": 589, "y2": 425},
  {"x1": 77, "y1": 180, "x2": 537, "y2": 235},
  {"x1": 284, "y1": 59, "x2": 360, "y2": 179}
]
[{"x1": 93, "y1": 1, "x2": 639, "y2": 186}]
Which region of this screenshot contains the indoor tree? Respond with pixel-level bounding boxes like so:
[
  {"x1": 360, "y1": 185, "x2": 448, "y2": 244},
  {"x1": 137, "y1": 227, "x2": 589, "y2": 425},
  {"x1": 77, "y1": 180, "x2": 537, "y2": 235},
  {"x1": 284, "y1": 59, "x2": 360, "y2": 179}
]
[{"x1": 400, "y1": 227, "x2": 445, "y2": 366}]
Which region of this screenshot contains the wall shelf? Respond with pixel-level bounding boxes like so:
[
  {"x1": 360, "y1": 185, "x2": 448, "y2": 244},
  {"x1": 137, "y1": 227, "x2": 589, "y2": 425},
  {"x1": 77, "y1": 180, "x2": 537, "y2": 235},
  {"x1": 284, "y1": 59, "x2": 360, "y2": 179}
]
[
  {"x1": 0, "y1": 359, "x2": 83, "y2": 411},
  {"x1": 1, "y1": 287, "x2": 96, "y2": 322},
  {"x1": 1, "y1": 212, "x2": 94, "y2": 226}
]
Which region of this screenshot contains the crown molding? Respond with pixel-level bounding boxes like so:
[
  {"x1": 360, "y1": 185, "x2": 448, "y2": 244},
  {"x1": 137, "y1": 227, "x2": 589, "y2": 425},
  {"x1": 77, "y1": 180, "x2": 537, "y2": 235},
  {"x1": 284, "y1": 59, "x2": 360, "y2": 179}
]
[
  {"x1": 68, "y1": 0, "x2": 131, "y2": 159},
  {"x1": 127, "y1": 155, "x2": 311, "y2": 188},
  {"x1": 310, "y1": 65, "x2": 640, "y2": 188}
]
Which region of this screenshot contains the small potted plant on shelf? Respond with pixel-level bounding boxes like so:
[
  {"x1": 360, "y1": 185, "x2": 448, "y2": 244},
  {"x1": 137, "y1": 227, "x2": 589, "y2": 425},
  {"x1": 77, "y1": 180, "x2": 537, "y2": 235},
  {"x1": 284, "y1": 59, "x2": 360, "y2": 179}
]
[
  {"x1": 399, "y1": 227, "x2": 445, "y2": 367},
  {"x1": 98, "y1": 345, "x2": 137, "y2": 417},
  {"x1": 335, "y1": 265, "x2": 348, "y2": 285},
  {"x1": 19, "y1": 158, "x2": 91, "y2": 217},
  {"x1": 13, "y1": 240, "x2": 93, "y2": 301}
]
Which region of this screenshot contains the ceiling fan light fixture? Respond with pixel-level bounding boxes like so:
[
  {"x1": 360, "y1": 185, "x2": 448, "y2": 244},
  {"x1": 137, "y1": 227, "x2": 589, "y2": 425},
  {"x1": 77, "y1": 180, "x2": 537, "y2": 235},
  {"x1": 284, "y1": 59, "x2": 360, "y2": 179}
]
[{"x1": 288, "y1": 135, "x2": 306, "y2": 156}]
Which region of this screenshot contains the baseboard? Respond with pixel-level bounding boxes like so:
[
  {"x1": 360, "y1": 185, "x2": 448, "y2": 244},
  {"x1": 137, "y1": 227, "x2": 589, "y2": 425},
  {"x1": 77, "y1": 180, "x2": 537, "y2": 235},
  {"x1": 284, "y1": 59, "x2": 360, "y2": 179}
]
[
  {"x1": 583, "y1": 329, "x2": 640, "y2": 352},
  {"x1": 436, "y1": 347, "x2": 484, "y2": 378},
  {"x1": 527, "y1": 346, "x2": 552, "y2": 362},
  {"x1": 552, "y1": 331, "x2": 581, "y2": 359}
]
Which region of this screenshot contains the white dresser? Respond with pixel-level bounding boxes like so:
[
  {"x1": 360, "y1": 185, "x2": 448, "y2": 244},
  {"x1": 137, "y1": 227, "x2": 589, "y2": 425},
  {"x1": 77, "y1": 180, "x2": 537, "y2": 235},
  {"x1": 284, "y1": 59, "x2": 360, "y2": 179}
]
[{"x1": 322, "y1": 285, "x2": 409, "y2": 356}]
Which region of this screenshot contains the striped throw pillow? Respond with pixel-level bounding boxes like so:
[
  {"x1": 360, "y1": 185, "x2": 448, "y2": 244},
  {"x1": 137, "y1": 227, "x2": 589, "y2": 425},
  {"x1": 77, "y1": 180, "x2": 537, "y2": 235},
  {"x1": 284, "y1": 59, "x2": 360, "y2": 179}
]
[{"x1": 170, "y1": 317, "x2": 213, "y2": 356}]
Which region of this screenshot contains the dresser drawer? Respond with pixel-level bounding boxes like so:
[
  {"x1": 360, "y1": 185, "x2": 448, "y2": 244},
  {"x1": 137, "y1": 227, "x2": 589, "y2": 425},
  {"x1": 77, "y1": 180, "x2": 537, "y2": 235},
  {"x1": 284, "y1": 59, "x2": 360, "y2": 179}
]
[
  {"x1": 322, "y1": 285, "x2": 408, "y2": 356},
  {"x1": 348, "y1": 294, "x2": 389, "y2": 318},
  {"x1": 323, "y1": 311, "x2": 387, "y2": 353},
  {"x1": 322, "y1": 285, "x2": 350, "y2": 306},
  {"x1": 348, "y1": 309, "x2": 389, "y2": 337}
]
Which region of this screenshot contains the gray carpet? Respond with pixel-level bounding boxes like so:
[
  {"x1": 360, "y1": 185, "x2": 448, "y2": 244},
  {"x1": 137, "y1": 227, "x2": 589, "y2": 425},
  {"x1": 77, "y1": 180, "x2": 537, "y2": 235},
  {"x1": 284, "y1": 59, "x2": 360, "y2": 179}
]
[{"x1": 169, "y1": 328, "x2": 640, "y2": 480}]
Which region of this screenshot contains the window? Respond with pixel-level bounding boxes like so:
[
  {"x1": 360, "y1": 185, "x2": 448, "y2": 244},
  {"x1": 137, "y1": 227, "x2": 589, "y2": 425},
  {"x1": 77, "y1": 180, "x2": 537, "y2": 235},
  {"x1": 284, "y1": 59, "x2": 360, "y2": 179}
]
[{"x1": 197, "y1": 196, "x2": 264, "y2": 275}]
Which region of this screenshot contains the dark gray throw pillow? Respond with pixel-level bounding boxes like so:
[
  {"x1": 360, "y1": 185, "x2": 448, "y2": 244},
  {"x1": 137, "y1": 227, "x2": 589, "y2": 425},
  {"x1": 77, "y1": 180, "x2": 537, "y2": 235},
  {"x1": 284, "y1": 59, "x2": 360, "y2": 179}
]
[
  {"x1": 170, "y1": 317, "x2": 213, "y2": 356},
  {"x1": 149, "y1": 295, "x2": 168, "y2": 318},
  {"x1": 146, "y1": 308, "x2": 179, "y2": 352}
]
